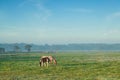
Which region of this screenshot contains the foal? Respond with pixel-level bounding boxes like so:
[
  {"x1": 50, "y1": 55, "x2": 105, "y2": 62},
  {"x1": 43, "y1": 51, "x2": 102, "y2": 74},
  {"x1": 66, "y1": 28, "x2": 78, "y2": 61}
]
[{"x1": 39, "y1": 57, "x2": 50, "y2": 67}]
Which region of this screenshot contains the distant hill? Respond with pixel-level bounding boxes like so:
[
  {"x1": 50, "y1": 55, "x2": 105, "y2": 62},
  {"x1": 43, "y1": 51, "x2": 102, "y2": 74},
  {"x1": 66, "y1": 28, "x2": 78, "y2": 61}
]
[{"x1": 0, "y1": 43, "x2": 120, "y2": 52}]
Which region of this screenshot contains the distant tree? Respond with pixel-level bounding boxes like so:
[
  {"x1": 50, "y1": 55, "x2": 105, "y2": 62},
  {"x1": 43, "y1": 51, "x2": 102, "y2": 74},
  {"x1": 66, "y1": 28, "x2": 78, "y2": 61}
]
[
  {"x1": 25, "y1": 45, "x2": 32, "y2": 52},
  {"x1": 14, "y1": 45, "x2": 20, "y2": 52},
  {"x1": 0, "y1": 48, "x2": 5, "y2": 54}
]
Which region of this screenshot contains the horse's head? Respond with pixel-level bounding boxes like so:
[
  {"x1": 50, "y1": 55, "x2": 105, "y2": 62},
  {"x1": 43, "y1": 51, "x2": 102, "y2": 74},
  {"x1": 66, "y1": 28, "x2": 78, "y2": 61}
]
[
  {"x1": 52, "y1": 57, "x2": 57, "y2": 65},
  {"x1": 54, "y1": 59, "x2": 57, "y2": 65}
]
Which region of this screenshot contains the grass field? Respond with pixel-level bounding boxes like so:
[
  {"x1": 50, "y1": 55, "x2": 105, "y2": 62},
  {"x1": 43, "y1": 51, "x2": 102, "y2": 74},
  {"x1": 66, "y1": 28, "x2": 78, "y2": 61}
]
[{"x1": 0, "y1": 51, "x2": 120, "y2": 80}]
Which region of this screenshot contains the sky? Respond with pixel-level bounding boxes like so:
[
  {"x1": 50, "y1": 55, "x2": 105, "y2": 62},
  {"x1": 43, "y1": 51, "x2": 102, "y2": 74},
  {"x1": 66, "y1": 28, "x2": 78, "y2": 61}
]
[{"x1": 0, "y1": 0, "x2": 120, "y2": 44}]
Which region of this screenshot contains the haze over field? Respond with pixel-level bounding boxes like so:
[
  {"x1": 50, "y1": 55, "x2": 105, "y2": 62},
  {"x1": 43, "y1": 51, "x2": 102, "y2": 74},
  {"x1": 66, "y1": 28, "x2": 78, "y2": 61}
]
[{"x1": 0, "y1": 0, "x2": 120, "y2": 44}]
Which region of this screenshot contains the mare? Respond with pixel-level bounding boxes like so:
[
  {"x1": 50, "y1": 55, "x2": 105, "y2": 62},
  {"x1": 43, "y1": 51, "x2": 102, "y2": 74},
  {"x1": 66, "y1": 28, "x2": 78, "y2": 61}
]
[{"x1": 39, "y1": 56, "x2": 57, "y2": 67}]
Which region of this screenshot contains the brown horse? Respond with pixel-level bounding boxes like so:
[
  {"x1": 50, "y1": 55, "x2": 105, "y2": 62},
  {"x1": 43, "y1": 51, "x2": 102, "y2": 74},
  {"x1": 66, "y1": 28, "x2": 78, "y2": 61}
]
[{"x1": 40, "y1": 56, "x2": 57, "y2": 67}]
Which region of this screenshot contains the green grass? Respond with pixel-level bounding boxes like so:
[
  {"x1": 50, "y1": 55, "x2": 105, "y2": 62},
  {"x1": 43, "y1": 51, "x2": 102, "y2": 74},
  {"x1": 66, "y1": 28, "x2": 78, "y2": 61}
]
[{"x1": 0, "y1": 51, "x2": 120, "y2": 80}]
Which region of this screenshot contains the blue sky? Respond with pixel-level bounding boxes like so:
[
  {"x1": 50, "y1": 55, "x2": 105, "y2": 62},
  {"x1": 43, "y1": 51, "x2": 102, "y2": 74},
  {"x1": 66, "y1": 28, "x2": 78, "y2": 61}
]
[{"x1": 0, "y1": 0, "x2": 120, "y2": 44}]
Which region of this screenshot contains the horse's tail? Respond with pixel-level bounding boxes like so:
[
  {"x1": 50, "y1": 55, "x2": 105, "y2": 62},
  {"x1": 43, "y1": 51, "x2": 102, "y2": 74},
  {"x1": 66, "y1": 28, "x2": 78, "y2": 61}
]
[{"x1": 39, "y1": 59, "x2": 42, "y2": 67}]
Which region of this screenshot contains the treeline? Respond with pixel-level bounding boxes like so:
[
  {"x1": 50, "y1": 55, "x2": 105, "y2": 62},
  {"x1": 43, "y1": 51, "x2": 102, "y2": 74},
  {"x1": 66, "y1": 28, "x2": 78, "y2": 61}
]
[
  {"x1": 0, "y1": 43, "x2": 32, "y2": 53},
  {"x1": 0, "y1": 43, "x2": 120, "y2": 53}
]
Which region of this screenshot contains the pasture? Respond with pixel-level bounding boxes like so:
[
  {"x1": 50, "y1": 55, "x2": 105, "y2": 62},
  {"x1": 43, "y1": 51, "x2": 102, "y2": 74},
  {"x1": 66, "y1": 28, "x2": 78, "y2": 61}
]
[{"x1": 0, "y1": 51, "x2": 120, "y2": 80}]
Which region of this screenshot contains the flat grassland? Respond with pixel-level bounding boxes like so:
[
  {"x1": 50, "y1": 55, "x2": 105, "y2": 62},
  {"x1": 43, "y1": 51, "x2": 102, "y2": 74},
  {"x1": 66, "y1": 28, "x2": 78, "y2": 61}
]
[{"x1": 0, "y1": 51, "x2": 120, "y2": 80}]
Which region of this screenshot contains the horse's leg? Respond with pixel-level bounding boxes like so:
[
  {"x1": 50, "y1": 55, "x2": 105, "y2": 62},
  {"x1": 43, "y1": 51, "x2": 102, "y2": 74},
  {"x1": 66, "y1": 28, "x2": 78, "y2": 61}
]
[
  {"x1": 44, "y1": 62, "x2": 46, "y2": 67},
  {"x1": 40, "y1": 59, "x2": 42, "y2": 67},
  {"x1": 46, "y1": 59, "x2": 49, "y2": 67},
  {"x1": 41, "y1": 61, "x2": 44, "y2": 67},
  {"x1": 43, "y1": 62, "x2": 45, "y2": 66},
  {"x1": 39, "y1": 62, "x2": 41, "y2": 67}
]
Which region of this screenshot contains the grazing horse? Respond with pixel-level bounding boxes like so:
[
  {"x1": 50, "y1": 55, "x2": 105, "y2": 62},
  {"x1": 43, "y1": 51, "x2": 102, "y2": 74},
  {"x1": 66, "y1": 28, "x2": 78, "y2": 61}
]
[{"x1": 39, "y1": 56, "x2": 57, "y2": 67}]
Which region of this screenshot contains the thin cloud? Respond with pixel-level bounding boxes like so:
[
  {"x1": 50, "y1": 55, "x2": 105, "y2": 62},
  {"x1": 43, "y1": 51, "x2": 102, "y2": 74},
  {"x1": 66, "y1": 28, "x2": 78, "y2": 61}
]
[
  {"x1": 18, "y1": 0, "x2": 51, "y2": 22},
  {"x1": 101, "y1": 29, "x2": 120, "y2": 43},
  {"x1": 67, "y1": 8, "x2": 93, "y2": 13},
  {"x1": 103, "y1": 29, "x2": 120, "y2": 36},
  {"x1": 35, "y1": 3, "x2": 51, "y2": 22},
  {"x1": 18, "y1": 0, "x2": 32, "y2": 7},
  {"x1": 0, "y1": 10, "x2": 7, "y2": 21},
  {"x1": 18, "y1": 1, "x2": 26, "y2": 7},
  {"x1": 106, "y1": 12, "x2": 120, "y2": 21}
]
